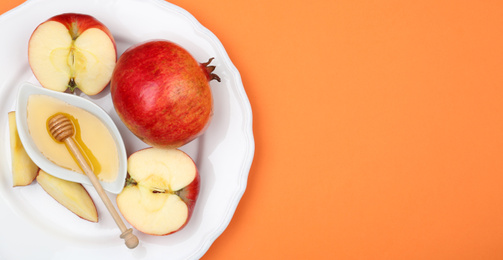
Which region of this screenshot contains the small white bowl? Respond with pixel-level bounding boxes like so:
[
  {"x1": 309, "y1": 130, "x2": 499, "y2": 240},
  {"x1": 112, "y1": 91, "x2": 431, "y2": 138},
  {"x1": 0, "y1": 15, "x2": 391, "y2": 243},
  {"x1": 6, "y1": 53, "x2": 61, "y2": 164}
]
[{"x1": 15, "y1": 82, "x2": 127, "y2": 194}]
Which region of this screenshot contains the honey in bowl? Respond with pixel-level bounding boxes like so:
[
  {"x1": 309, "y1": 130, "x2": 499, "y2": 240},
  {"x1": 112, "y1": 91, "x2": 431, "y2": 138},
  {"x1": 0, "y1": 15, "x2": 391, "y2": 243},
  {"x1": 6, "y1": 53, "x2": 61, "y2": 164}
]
[{"x1": 26, "y1": 94, "x2": 118, "y2": 182}]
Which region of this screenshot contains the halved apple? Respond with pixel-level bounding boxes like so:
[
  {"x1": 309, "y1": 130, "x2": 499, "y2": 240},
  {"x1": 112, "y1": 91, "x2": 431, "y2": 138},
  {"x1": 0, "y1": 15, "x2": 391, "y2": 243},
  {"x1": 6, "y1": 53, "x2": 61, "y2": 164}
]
[
  {"x1": 37, "y1": 169, "x2": 98, "y2": 222},
  {"x1": 8, "y1": 111, "x2": 38, "y2": 186},
  {"x1": 117, "y1": 148, "x2": 200, "y2": 236},
  {"x1": 28, "y1": 13, "x2": 116, "y2": 95}
]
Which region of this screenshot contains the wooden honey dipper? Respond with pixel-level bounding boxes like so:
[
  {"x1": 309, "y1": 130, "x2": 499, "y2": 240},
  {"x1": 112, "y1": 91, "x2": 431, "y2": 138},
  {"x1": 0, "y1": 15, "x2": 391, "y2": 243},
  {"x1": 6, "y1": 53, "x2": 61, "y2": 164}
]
[{"x1": 48, "y1": 113, "x2": 139, "y2": 249}]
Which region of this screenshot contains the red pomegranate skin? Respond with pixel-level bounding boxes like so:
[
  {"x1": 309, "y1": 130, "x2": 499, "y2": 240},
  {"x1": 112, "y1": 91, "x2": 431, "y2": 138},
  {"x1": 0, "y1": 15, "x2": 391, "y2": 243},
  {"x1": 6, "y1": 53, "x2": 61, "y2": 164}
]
[{"x1": 111, "y1": 40, "x2": 216, "y2": 148}]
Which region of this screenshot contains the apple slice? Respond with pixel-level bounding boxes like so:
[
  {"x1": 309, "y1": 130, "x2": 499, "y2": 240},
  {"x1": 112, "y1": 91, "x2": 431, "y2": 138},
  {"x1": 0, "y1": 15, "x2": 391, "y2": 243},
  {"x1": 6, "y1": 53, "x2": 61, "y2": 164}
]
[
  {"x1": 37, "y1": 169, "x2": 98, "y2": 222},
  {"x1": 28, "y1": 13, "x2": 116, "y2": 95},
  {"x1": 117, "y1": 148, "x2": 200, "y2": 236},
  {"x1": 8, "y1": 111, "x2": 39, "y2": 186}
]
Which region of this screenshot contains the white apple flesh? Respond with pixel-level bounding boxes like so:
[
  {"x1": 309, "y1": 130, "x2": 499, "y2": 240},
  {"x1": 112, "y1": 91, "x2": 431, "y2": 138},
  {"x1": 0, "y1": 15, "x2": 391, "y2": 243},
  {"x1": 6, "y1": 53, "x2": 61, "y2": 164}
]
[
  {"x1": 28, "y1": 13, "x2": 116, "y2": 95},
  {"x1": 117, "y1": 148, "x2": 200, "y2": 236},
  {"x1": 8, "y1": 111, "x2": 38, "y2": 186},
  {"x1": 37, "y1": 169, "x2": 98, "y2": 222}
]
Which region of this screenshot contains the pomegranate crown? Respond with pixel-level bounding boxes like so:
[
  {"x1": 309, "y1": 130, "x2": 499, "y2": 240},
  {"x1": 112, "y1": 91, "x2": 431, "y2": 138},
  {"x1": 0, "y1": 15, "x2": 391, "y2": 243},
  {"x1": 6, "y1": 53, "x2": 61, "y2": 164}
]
[{"x1": 201, "y1": 58, "x2": 221, "y2": 82}]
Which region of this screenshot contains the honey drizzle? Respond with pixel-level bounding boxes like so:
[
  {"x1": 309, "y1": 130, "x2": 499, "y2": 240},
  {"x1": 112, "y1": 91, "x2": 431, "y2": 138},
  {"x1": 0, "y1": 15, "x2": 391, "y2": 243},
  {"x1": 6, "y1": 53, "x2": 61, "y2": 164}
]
[{"x1": 46, "y1": 112, "x2": 102, "y2": 177}]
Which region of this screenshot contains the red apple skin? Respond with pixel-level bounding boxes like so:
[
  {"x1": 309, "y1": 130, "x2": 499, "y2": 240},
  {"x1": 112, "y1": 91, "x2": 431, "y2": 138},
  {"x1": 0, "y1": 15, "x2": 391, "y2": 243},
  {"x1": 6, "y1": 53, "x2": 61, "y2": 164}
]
[
  {"x1": 111, "y1": 40, "x2": 217, "y2": 148},
  {"x1": 44, "y1": 13, "x2": 116, "y2": 44},
  {"x1": 28, "y1": 13, "x2": 117, "y2": 95},
  {"x1": 169, "y1": 168, "x2": 200, "y2": 235}
]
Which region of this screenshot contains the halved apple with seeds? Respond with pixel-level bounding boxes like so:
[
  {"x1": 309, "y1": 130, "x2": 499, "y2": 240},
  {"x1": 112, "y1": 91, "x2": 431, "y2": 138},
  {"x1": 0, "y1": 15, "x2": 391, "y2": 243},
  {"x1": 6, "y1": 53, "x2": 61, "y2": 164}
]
[
  {"x1": 117, "y1": 148, "x2": 200, "y2": 236},
  {"x1": 37, "y1": 169, "x2": 98, "y2": 222},
  {"x1": 8, "y1": 111, "x2": 38, "y2": 186},
  {"x1": 28, "y1": 13, "x2": 116, "y2": 95}
]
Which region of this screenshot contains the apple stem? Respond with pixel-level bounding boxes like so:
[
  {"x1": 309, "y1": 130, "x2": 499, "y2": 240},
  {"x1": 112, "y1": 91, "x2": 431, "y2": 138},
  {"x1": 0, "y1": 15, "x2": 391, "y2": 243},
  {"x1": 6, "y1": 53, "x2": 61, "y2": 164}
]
[
  {"x1": 68, "y1": 78, "x2": 78, "y2": 92},
  {"x1": 125, "y1": 175, "x2": 137, "y2": 186},
  {"x1": 70, "y1": 22, "x2": 81, "y2": 40}
]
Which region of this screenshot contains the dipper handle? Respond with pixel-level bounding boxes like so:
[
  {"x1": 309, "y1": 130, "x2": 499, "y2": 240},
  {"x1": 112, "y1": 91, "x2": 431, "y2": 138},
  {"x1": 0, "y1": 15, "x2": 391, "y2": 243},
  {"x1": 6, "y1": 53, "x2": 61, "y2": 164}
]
[{"x1": 48, "y1": 113, "x2": 139, "y2": 249}]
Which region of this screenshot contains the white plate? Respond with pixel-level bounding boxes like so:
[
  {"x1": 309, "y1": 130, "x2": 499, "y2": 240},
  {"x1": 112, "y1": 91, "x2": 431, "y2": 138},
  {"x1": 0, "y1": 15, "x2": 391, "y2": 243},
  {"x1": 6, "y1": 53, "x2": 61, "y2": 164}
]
[{"x1": 0, "y1": 0, "x2": 254, "y2": 259}]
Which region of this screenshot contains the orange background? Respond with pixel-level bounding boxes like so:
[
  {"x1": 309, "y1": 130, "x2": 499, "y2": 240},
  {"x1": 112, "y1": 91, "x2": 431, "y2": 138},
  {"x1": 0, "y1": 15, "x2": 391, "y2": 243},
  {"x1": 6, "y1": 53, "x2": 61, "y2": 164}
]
[{"x1": 2, "y1": 0, "x2": 503, "y2": 259}]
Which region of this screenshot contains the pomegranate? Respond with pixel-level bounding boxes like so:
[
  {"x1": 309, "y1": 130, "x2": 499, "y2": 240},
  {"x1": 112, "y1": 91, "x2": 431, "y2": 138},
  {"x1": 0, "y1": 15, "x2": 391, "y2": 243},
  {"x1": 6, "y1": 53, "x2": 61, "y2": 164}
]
[{"x1": 110, "y1": 40, "x2": 220, "y2": 148}]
